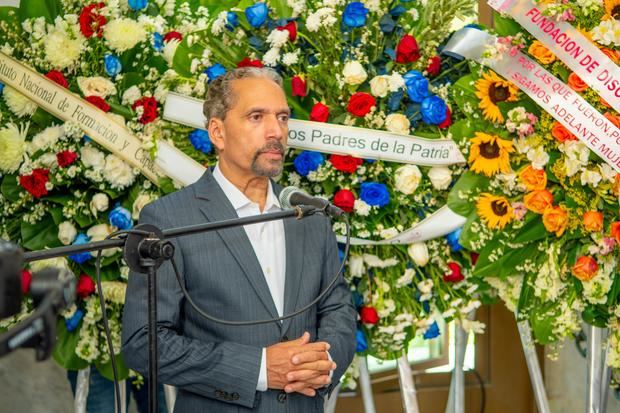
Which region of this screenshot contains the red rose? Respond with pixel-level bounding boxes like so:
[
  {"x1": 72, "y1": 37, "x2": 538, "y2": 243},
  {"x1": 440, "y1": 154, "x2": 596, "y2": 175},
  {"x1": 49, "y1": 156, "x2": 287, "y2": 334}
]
[
  {"x1": 19, "y1": 168, "x2": 49, "y2": 198},
  {"x1": 395, "y1": 34, "x2": 420, "y2": 64},
  {"x1": 291, "y1": 76, "x2": 307, "y2": 97},
  {"x1": 237, "y1": 57, "x2": 264, "y2": 68},
  {"x1": 79, "y1": 3, "x2": 106, "y2": 38},
  {"x1": 471, "y1": 252, "x2": 479, "y2": 266},
  {"x1": 277, "y1": 21, "x2": 297, "y2": 42},
  {"x1": 56, "y1": 150, "x2": 79, "y2": 168},
  {"x1": 360, "y1": 306, "x2": 379, "y2": 324},
  {"x1": 132, "y1": 96, "x2": 158, "y2": 124},
  {"x1": 85, "y1": 95, "x2": 110, "y2": 112},
  {"x1": 438, "y1": 107, "x2": 452, "y2": 129},
  {"x1": 333, "y1": 189, "x2": 355, "y2": 213},
  {"x1": 45, "y1": 70, "x2": 68, "y2": 88},
  {"x1": 76, "y1": 274, "x2": 96, "y2": 299},
  {"x1": 443, "y1": 262, "x2": 464, "y2": 283},
  {"x1": 163, "y1": 31, "x2": 183, "y2": 43},
  {"x1": 21, "y1": 270, "x2": 32, "y2": 295},
  {"x1": 347, "y1": 92, "x2": 376, "y2": 117},
  {"x1": 330, "y1": 154, "x2": 363, "y2": 174},
  {"x1": 426, "y1": 56, "x2": 441, "y2": 76},
  {"x1": 310, "y1": 102, "x2": 329, "y2": 122}
]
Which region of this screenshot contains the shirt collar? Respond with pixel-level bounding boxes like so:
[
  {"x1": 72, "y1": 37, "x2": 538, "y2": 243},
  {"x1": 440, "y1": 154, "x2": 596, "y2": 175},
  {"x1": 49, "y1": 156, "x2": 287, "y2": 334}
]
[{"x1": 212, "y1": 164, "x2": 280, "y2": 212}]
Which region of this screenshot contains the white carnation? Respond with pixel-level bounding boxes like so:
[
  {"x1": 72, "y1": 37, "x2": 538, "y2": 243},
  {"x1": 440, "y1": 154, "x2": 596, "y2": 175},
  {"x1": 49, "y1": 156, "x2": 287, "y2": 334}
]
[
  {"x1": 80, "y1": 145, "x2": 105, "y2": 169},
  {"x1": 3, "y1": 86, "x2": 37, "y2": 117},
  {"x1": 58, "y1": 221, "x2": 77, "y2": 245},
  {"x1": 281, "y1": 51, "x2": 300, "y2": 66},
  {"x1": 104, "y1": 18, "x2": 147, "y2": 52},
  {"x1": 387, "y1": 72, "x2": 405, "y2": 92},
  {"x1": 266, "y1": 29, "x2": 289, "y2": 48},
  {"x1": 394, "y1": 164, "x2": 422, "y2": 194},
  {"x1": 262, "y1": 47, "x2": 281, "y2": 67},
  {"x1": 103, "y1": 154, "x2": 136, "y2": 189}
]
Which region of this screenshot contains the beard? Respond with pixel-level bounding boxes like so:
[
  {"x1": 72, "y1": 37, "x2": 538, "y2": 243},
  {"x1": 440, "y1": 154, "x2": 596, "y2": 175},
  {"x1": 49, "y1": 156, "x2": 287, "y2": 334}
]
[{"x1": 251, "y1": 141, "x2": 286, "y2": 177}]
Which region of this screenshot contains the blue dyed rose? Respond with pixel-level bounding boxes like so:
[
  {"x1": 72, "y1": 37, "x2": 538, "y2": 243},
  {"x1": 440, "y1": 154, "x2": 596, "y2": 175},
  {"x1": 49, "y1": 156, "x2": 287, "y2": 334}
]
[
  {"x1": 245, "y1": 3, "x2": 269, "y2": 28},
  {"x1": 65, "y1": 308, "x2": 84, "y2": 332},
  {"x1": 390, "y1": 5, "x2": 406, "y2": 17},
  {"x1": 104, "y1": 54, "x2": 122, "y2": 77},
  {"x1": 69, "y1": 233, "x2": 92, "y2": 264},
  {"x1": 387, "y1": 90, "x2": 404, "y2": 112},
  {"x1": 128, "y1": 0, "x2": 148, "y2": 10},
  {"x1": 204, "y1": 63, "x2": 226, "y2": 83},
  {"x1": 0, "y1": 82, "x2": 4, "y2": 95},
  {"x1": 293, "y1": 151, "x2": 324, "y2": 176},
  {"x1": 152, "y1": 32, "x2": 164, "y2": 51},
  {"x1": 360, "y1": 182, "x2": 390, "y2": 207},
  {"x1": 403, "y1": 70, "x2": 429, "y2": 103},
  {"x1": 189, "y1": 129, "x2": 212, "y2": 154},
  {"x1": 379, "y1": 14, "x2": 396, "y2": 33},
  {"x1": 445, "y1": 227, "x2": 463, "y2": 252},
  {"x1": 356, "y1": 329, "x2": 368, "y2": 352},
  {"x1": 343, "y1": 2, "x2": 369, "y2": 28},
  {"x1": 227, "y1": 12, "x2": 239, "y2": 28},
  {"x1": 423, "y1": 322, "x2": 441, "y2": 339},
  {"x1": 421, "y1": 95, "x2": 448, "y2": 125},
  {"x1": 109, "y1": 205, "x2": 133, "y2": 230}
]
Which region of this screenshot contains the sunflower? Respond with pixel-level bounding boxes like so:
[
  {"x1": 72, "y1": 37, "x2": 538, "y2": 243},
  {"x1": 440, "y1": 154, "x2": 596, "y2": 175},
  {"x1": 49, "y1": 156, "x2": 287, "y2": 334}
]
[
  {"x1": 475, "y1": 71, "x2": 519, "y2": 123},
  {"x1": 476, "y1": 193, "x2": 514, "y2": 229},
  {"x1": 468, "y1": 132, "x2": 515, "y2": 177},
  {"x1": 604, "y1": 0, "x2": 620, "y2": 19}
]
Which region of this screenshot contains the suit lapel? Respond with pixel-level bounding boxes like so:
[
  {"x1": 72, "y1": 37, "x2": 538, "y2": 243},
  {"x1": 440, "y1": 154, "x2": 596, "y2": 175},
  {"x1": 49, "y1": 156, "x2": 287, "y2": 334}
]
[
  {"x1": 280, "y1": 216, "x2": 305, "y2": 334},
  {"x1": 194, "y1": 170, "x2": 280, "y2": 322}
]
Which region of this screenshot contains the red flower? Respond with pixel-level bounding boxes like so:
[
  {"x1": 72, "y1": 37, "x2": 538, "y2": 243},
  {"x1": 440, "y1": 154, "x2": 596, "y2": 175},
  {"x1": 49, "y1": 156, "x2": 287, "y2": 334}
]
[
  {"x1": 333, "y1": 189, "x2": 355, "y2": 213},
  {"x1": 310, "y1": 102, "x2": 329, "y2": 122},
  {"x1": 360, "y1": 306, "x2": 379, "y2": 324},
  {"x1": 443, "y1": 262, "x2": 464, "y2": 283},
  {"x1": 79, "y1": 3, "x2": 106, "y2": 38},
  {"x1": 45, "y1": 70, "x2": 68, "y2": 88},
  {"x1": 132, "y1": 96, "x2": 159, "y2": 124},
  {"x1": 19, "y1": 168, "x2": 49, "y2": 198},
  {"x1": 426, "y1": 56, "x2": 441, "y2": 76},
  {"x1": 56, "y1": 150, "x2": 79, "y2": 168},
  {"x1": 330, "y1": 154, "x2": 363, "y2": 174},
  {"x1": 277, "y1": 21, "x2": 297, "y2": 42},
  {"x1": 163, "y1": 31, "x2": 183, "y2": 43},
  {"x1": 471, "y1": 252, "x2": 479, "y2": 266},
  {"x1": 85, "y1": 95, "x2": 110, "y2": 112},
  {"x1": 291, "y1": 75, "x2": 307, "y2": 97},
  {"x1": 237, "y1": 57, "x2": 264, "y2": 68},
  {"x1": 438, "y1": 107, "x2": 452, "y2": 129},
  {"x1": 21, "y1": 270, "x2": 32, "y2": 295},
  {"x1": 76, "y1": 274, "x2": 96, "y2": 299},
  {"x1": 347, "y1": 92, "x2": 376, "y2": 117},
  {"x1": 395, "y1": 34, "x2": 420, "y2": 64}
]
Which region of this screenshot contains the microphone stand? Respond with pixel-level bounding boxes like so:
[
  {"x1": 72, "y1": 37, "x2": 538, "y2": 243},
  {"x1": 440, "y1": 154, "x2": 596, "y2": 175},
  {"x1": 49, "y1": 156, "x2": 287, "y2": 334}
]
[{"x1": 22, "y1": 205, "x2": 317, "y2": 413}]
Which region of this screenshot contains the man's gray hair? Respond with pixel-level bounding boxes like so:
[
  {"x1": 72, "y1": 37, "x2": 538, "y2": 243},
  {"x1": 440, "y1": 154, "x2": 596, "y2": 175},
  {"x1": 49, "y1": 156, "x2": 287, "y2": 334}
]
[{"x1": 203, "y1": 67, "x2": 284, "y2": 123}]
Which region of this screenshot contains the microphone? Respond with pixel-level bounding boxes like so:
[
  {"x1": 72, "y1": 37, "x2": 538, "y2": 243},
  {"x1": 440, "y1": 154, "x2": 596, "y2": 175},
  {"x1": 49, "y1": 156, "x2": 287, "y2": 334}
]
[{"x1": 279, "y1": 186, "x2": 344, "y2": 217}]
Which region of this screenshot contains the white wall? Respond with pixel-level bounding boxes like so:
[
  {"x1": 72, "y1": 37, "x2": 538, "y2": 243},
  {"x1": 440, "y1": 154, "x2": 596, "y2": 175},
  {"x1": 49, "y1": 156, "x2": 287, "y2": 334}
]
[{"x1": 0, "y1": 1, "x2": 20, "y2": 7}]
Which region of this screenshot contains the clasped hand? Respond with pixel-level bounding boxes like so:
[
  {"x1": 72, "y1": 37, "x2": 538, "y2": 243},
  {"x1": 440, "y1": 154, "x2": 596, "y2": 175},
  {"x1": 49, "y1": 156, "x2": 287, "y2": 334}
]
[{"x1": 266, "y1": 332, "x2": 336, "y2": 397}]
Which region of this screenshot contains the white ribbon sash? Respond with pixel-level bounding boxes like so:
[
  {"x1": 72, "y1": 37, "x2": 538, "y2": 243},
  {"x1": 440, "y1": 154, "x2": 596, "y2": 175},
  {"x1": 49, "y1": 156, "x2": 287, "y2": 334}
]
[{"x1": 444, "y1": 29, "x2": 620, "y2": 172}]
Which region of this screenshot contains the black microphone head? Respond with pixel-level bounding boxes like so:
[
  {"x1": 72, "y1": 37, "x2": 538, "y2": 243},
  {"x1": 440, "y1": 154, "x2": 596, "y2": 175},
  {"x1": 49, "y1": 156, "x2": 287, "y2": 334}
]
[{"x1": 278, "y1": 186, "x2": 302, "y2": 209}]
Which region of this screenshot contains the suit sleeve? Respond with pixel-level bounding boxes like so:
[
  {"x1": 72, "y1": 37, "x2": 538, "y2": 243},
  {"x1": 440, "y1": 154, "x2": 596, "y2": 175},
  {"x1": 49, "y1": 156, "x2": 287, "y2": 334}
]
[
  {"x1": 121, "y1": 203, "x2": 262, "y2": 409},
  {"x1": 315, "y1": 217, "x2": 357, "y2": 396}
]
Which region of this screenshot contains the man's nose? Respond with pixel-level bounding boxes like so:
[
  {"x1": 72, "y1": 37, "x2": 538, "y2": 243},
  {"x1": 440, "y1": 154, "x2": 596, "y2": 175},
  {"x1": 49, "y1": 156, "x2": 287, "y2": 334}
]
[{"x1": 265, "y1": 114, "x2": 285, "y2": 140}]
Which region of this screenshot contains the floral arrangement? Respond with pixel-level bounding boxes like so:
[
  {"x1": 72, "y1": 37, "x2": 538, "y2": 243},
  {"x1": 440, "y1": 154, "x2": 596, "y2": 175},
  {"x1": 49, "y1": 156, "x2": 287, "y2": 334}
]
[{"x1": 445, "y1": 0, "x2": 620, "y2": 385}]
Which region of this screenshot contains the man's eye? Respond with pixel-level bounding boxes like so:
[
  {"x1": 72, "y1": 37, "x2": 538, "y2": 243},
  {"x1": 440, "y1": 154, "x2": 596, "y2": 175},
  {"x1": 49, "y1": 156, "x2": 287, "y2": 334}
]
[
  {"x1": 278, "y1": 114, "x2": 289, "y2": 122},
  {"x1": 249, "y1": 114, "x2": 262, "y2": 121}
]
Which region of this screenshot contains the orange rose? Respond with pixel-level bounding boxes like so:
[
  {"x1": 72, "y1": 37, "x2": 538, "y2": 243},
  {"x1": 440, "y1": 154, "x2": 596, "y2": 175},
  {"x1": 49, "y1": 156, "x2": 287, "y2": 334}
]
[
  {"x1": 582, "y1": 211, "x2": 603, "y2": 232},
  {"x1": 542, "y1": 205, "x2": 568, "y2": 236},
  {"x1": 601, "y1": 48, "x2": 619, "y2": 64},
  {"x1": 611, "y1": 221, "x2": 620, "y2": 243},
  {"x1": 571, "y1": 256, "x2": 598, "y2": 281},
  {"x1": 528, "y1": 40, "x2": 556, "y2": 64},
  {"x1": 604, "y1": 112, "x2": 620, "y2": 128},
  {"x1": 524, "y1": 189, "x2": 554, "y2": 214},
  {"x1": 551, "y1": 122, "x2": 577, "y2": 142},
  {"x1": 519, "y1": 165, "x2": 547, "y2": 191},
  {"x1": 613, "y1": 175, "x2": 620, "y2": 196},
  {"x1": 600, "y1": 97, "x2": 612, "y2": 109},
  {"x1": 568, "y1": 73, "x2": 588, "y2": 92}
]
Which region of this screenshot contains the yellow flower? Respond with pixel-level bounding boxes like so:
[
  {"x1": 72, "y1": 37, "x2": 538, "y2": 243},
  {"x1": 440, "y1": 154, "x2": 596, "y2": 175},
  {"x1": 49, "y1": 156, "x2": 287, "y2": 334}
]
[
  {"x1": 468, "y1": 132, "x2": 514, "y2": 177},
  {"x1": 476, "y1": 193, "x2": 514, "y2": 229},
  {"x1": 604, "y1": 0, "x2": 620, "y2": 19},
  {"x1": 475, "y1": 71, "x2": 519, "y2": 123}
]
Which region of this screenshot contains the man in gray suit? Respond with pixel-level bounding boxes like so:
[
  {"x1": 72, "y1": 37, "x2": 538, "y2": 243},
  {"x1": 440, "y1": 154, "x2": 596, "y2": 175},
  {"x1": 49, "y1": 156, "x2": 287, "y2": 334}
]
[{"x1": 122, "y1": 67, "x2": 357, "y2": 412}]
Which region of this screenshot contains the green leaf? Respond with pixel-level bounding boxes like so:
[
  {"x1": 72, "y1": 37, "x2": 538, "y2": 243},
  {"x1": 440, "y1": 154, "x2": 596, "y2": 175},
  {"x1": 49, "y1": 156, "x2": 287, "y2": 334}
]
[
  {"x1": 500, "y1": 245, "x2": 538, "y2": 277},
  {"x1": 452, "y1": 74, "x2": 479, "y2": 118},
  {"x1": 530, "y1": 309, "x2": 555, "y2": 344},
  {"x1": 45, "y1": 194, "x2": 72, "y2": 206},
  {"x1": 458, "y1": 212, "x2": 480, "y2": 251},
  {"x1": 517, "y1": 272, "x2": 533, "y2": 316},
  {"x1": 74, "y1": 212, "x2": 95, "y2": 228},
  {"x1": 1, "y1": 174, "x2": 23, "y2": 202},
  {"x1": 607, "y1": 273, "x2": 620, "y2": 307},
  {"x1": 472, "y1": 244, "x2": 502, "y2": 277},
  {"x1": 53, "y1": 319, "x2": 89, "y2": 370},
  {"x1": 21, "y1": 215, "x2": 62, "y2": 250},
  {"x1": 172, "y1": 36, "x2": 206, "y2": 78},
  {"x1": 18, "y1": 0, "x2": 62, "y2": 23},
  {"x1": 582, "y1": 305, "x2": 608, "y2": 328},
  {"x1": 49, "y1": 206, "x2": 63, "y2": 225},
  {"x1": 158, "y1": 177, "x2": 176, "y2": 194},
  {"x1": 513, "y1": 213, "x2": 548, "y2": 243},
  {"x1": 0, "y1": 7, "x2": 21, "y2": 30},
  {"x1": 493, "y1": 12, "x2": 522, "y2": 37},
  {"x1": 96, "y1": 353, "x2": 131, "y2": 381},
  {"x1": 447, "y1": 119, "x2": 475, "y2": 145},
  {"x1": 31, "y1": 107, "x2": 62, "y2": 128},
  {"x1": 447, "y1": 171, "x2": 490, "y2": 217},
  {"x1": 269, "y1": 0, "x2": 293, "y2": 18},
  {"x1": 81, "y1": 260, "x2": 121, "y2": 281}
]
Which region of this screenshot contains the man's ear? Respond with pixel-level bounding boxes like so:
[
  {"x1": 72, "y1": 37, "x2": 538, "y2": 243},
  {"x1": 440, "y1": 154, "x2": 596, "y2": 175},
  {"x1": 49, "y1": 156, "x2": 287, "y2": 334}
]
[{"x1": 208, "y1": 118, "x2": 225, "y2": 152}]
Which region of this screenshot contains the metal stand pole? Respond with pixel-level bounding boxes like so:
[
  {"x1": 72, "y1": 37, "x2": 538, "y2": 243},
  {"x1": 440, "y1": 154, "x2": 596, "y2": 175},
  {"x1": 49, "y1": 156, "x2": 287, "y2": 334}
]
[
  {"x1": 517, "y1": 320, "x2": 551, "y2": 413},
  {"x1": 586, "y1": 325, "x2": 607, "y2": 413},
  {"x1": 324, "y1": 382, "x2": 341, "y2": 413},
  {"x1": 601, "y1": 341, "x2": 612, "y2": 413},
  {"x1": 359, "y1": 355, "x2": 377, "y2": 413},
  {"x1": 146, "y1": 264, "x2": 158, "y2": 413},
  {"x1": 397, "y1": 351, "x2": 420, "y2": 413},
  {"x1": 74, "y1": 367, "x2": 90, "y2": 413},
  {"x1": 164, "y1": 384, "x2": 177, "y2": 413},
  {"x1": 115, "y1": 379, "x2": 127, "y2": 413}
]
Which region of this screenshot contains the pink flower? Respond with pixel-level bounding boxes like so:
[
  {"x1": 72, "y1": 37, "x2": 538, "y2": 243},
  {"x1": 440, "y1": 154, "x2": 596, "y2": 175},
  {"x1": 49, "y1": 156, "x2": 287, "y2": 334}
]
[{"x1": 512, "y1": 202, "x2": 527, "y2": 221}]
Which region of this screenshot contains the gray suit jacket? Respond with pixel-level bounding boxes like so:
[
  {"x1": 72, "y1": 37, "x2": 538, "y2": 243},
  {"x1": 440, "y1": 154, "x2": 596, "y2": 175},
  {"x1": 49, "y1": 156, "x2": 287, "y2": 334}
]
[{"x1": 121, "y1": 169, "x2": 357, "y2": 412}]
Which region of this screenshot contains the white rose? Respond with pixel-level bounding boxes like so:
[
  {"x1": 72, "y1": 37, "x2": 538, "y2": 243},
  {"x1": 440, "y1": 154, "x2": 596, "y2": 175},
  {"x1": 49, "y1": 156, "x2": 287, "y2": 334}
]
[
  {"x1": 77, "y1": 76, "x2": 117, "y2": 98},
  {"x1": 58, "y1": 221, "x2": 77, "y2": 245},
  {"x1": 122, "y1": 86, "x2": 142, "y2": 105},
  {"x1": 342, "y1": 61, "x2": 367, "y2": 85},
  {"x1": 90, "y1": 193, "x2": 109, "y2": 216},
  {"x1": 3, "y1": 86, "x2": 37, "y2": 117},
  {"x1": 80, "y1": 145, "x2": 105, "y2": 169},
  {"x1": 87, "y1": 224, "x2": 117, "y2": 257},
  {"x1": 428, "y1": 166, "x2": 452, "y2": 190},
  {"x1": 103, "y1": 154, "x2": 136, "y2": 189},
  {"x1": 104, "y1": 18, "x2": 147, "y2": 52},
  {"x1": 369, "y1": 75, "x2": 389, "y2": 98},
  {"x1": 385, "y1": 113, "x2": 410, "y2": 135},
  {"x1": 132, "y1": 193, "x2": 153, "y2": 220},
  {"x1": 394, "y1": 164, "x2": 422, "y2": 195},
  {"x1": 408, "y1": 242, "x2": 429, "y2": 267},
  {"x1": 348, "y1": 255, "x2": 365, "y2": 278}
]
